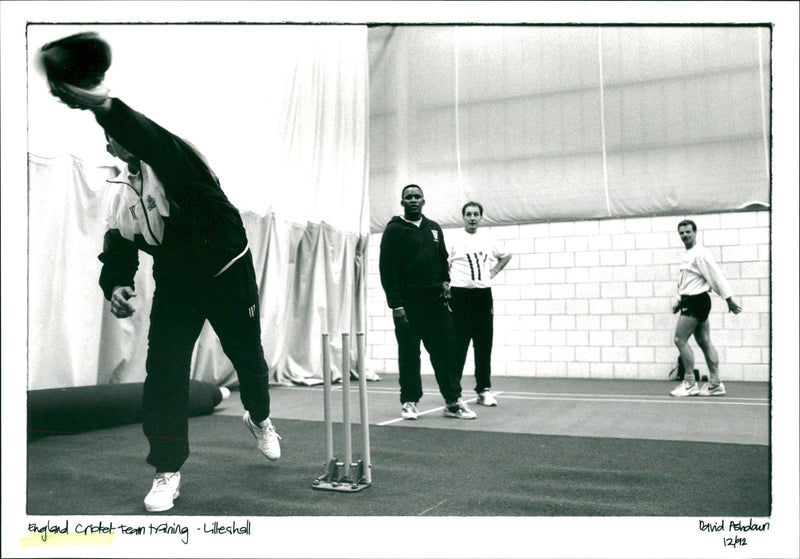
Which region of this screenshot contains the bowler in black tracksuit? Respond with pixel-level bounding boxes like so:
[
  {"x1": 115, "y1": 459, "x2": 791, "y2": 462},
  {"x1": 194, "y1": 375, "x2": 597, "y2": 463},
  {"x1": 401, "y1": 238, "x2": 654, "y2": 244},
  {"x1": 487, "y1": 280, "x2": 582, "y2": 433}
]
[
  {"x1": 93, "y1": 98, "x2": 273, "y2": 472},
  {"x1": 379, "y1": 185, "x2": 471, "y2": 418}
]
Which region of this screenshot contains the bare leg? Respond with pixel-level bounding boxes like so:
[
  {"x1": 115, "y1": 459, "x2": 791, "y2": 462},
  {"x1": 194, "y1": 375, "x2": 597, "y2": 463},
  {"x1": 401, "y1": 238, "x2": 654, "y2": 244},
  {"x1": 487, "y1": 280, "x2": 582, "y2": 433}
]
[
  {"x1": 674, "y1": 314, "x2": 699, "y2": 386},
  {"x1": 693, "y1": 320, "x2": 720, "y2": 385}
]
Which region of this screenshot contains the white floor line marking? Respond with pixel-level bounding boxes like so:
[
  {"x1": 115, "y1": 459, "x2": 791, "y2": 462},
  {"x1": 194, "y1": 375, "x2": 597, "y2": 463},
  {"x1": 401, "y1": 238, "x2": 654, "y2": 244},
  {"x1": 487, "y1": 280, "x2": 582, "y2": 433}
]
[
  {"x1": 291, "y1": 386, "x2": 768, "y2": 422},
  {"x1": 313, "y1": 385, "x2": 768, "y2": 403},
  {"x1": 498, "y1": 390, "x2": 768, "y2": 402},
  {"x1": 377, "y1": 417, "x2": 405, "y2": 426},
  {"x1": 498, "y1": 394, "x2": 768, "y2": 406},
  {"x1": 418, "y1": 499, "x2": 448, "y2": 516},
  {"x1": 375, "y1": 394, "x2": 765, "y2": 423},
  {"x1": 373, "y1": 394, "x2": 765, "y2": 415}
]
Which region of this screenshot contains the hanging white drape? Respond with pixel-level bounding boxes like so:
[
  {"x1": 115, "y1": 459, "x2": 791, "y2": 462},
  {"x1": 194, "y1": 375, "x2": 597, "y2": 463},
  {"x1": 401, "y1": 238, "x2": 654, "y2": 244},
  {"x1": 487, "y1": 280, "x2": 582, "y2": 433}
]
[
  {"x1": 368, "y1": 25, "x2": 771, "y2": 231},
  {"x1": 27, "y1": 24, "x2": 369, "y2": 389}
]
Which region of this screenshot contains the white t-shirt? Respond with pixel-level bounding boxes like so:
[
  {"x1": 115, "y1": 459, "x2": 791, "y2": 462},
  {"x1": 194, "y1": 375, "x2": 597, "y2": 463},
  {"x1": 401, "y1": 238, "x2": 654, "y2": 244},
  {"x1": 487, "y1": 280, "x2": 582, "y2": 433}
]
[{"x1": 447, "y1": 228, "x2": 510, "y2": 288}]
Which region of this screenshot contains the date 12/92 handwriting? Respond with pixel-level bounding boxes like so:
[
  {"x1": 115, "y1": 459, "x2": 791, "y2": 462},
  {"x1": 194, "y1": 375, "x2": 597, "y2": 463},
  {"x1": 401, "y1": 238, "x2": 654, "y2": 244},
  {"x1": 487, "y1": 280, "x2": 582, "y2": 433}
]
[{"x1": 698, "y1": 518, "x2": 770, "y2": 550}]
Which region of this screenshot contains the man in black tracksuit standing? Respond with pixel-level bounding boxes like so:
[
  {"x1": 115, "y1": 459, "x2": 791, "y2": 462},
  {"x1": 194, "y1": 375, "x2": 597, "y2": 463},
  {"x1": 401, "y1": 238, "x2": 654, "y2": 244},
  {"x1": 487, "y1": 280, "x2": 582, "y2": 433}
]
[
  {"x1": 379, "y1": 185, "x2": 476, "y2": 421},
  {"x1": 48, "y1": 80, "x2": 281, "y2": 512}
]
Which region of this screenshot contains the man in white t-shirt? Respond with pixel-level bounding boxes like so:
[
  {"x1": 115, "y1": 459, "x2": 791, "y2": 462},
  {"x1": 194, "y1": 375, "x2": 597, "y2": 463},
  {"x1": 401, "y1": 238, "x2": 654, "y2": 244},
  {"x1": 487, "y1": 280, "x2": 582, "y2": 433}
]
[
  {"x1": 447, "y1": 202, "x2": 512, "y2": 406},
  {"x1": 670, "y1": 219, "x2": 742, "y2": 397}
]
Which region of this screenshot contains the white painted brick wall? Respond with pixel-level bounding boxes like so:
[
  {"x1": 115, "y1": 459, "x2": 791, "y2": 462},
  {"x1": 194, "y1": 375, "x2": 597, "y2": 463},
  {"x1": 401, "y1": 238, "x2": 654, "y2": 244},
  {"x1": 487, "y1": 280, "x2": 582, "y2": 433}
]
[{"x1": 365, "y1": 211, "x2": 770, "y2": 382}]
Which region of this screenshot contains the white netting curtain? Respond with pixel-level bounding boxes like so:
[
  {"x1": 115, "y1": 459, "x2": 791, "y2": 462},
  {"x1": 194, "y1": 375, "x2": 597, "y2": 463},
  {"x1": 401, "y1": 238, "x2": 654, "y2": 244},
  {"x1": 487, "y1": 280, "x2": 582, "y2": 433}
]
[
  {"x1": 28, "y1": 25, "x2": 369, "y2": 389},
  {"x1": 369, "y1": 26, "x2": 771, "y2": 231}
]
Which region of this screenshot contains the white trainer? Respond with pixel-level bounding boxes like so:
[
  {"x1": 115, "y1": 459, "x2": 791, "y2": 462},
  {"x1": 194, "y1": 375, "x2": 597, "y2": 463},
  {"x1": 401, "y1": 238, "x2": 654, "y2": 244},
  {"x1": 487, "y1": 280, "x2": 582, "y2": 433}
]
[
  {"x1": 144, "y1": 471, "x2": 181, "y2": 512},
  {"x1": 670, "y1": 381, "x2": 700, "y2": 397},
  {"x1": 401, "y1": 402, "x2": 419, "y2": 420},
  {"x1": 243, "y1": 412, "x2": 281, "y2": 460},
  {"x1": 443, "y1": 399, "x2": 477, "y2": 419},
  {"x1": 698, "y1": 382, "x2": 726, "y2": 397},
  {"x1": 477, "y1": 390, "x2": 498, "y2": 406}
]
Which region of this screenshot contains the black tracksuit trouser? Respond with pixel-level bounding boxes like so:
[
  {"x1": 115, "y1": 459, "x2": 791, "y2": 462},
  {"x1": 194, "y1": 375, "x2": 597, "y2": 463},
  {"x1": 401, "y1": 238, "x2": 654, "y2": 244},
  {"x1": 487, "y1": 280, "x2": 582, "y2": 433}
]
[
  {"x1": 450, "y1": 287, "x2": 494, "y2": 394},
  {"x1": 143, "y1": 250, "x2": 270, "y2": 472},
  {"x1": 393, "y1": 289, "x2": 462, "y2": 404}
]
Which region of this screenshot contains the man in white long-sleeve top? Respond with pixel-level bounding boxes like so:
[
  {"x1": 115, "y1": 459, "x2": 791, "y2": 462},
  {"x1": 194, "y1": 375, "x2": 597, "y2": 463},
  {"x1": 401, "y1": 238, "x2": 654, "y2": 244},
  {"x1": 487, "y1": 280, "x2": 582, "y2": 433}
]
[{"x1": 670, "y1": 220, "x2": 742, "y2": 397}]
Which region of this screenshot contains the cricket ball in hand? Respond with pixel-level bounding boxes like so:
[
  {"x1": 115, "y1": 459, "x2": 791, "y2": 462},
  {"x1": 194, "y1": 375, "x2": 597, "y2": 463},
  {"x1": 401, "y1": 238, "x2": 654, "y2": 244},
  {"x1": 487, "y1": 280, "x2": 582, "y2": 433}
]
[{"x1": 40, "y1": 32, "x2": 112, "y2": 89}]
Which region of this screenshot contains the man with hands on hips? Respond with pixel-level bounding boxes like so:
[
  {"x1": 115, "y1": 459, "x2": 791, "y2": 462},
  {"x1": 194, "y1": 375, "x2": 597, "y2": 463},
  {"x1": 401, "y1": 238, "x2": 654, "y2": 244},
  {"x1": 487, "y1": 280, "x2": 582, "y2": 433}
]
[{"x1": 447, "y1": 201, "x2": 512, "y2": 407}]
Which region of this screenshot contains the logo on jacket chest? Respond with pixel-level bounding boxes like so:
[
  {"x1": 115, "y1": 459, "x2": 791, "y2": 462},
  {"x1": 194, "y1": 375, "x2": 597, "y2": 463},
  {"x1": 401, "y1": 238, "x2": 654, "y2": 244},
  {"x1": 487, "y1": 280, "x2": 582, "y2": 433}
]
[
  {"x1": 431, "y1": 230, "x2": 439, "y2": 243},
  {"x1": 128, "y1": 196, "x2": 158, "y2": 220}
]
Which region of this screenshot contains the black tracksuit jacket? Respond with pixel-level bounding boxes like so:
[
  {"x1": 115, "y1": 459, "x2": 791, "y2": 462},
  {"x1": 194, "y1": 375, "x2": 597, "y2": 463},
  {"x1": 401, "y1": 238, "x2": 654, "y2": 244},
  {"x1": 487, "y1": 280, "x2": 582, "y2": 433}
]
[
  {"x1": 378, "y1": 215, "x2": 450, "y2": 309},
  {"x1": 95, "y1": 99, "x2": 247, "y2": 299}
]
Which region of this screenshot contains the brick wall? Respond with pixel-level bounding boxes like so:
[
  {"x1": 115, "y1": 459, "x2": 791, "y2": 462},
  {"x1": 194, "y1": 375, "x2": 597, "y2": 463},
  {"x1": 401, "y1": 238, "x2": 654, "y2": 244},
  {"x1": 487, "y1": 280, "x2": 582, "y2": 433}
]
[{"x1": 365, "y1": 210, "x2": 770, "y2": 382}]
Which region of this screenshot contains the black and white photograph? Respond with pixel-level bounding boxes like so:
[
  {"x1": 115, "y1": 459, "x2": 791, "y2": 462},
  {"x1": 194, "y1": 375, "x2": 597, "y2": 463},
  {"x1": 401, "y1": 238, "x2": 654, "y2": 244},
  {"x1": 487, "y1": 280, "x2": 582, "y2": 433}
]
[{"x1": 2, "y1": 2, "x2": 798, "y2": 558}]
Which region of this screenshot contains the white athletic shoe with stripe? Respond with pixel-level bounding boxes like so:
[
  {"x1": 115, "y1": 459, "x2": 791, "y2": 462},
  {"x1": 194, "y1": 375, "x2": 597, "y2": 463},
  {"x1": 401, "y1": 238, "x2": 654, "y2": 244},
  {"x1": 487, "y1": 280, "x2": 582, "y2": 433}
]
[
  {"x1": 443, "y1": 399, "x2": 477, "y2": 419},
  {"x1": 698, "y1": 382, "x2": 726, "y2": 397},
  {"x1": 477, "y1": 390, "x2": 498, "y2": 406},
  {"x1": 243, "y1": 412, "x2": 281, "y2": 460},
  {"x1": 401, "y1": 402, "x2": 419, "y2": 420},
  {"x1": 670, "y1": 381, "x2": 700, "y2": 397}
]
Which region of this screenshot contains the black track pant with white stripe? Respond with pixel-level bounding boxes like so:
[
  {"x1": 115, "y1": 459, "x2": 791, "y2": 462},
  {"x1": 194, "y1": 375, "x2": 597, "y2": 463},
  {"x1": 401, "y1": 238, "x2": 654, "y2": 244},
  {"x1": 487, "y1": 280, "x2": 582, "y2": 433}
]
[{"x1": 143, "y1": 250, "x2": 271, "y2": 472}]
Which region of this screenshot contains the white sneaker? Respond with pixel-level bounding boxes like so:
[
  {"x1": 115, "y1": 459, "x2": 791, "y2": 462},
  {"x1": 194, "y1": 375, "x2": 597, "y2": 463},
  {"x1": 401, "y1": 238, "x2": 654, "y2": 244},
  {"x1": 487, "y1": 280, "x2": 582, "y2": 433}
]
[
  {"x1": 443, "y1": 399, "x2": 477, "y2": 419},
  {"x1": 477, "y1": 390, "x2": 498, "y2": 406},
  {"x1": 144, "y1": 472, "x2": 181, "y2": 512},
  {"x1": 243, "y1": 412, "x2": 281, "y2": 460},
  {"x1": 670, "y1": 381, "x2": 699, "y2": 397},
  {"x1": 698, "y1": 382, "x2": 726, "y2": 397},
  {"x1": 401, "y1": 402, "x2": 419, "y2": 420}
]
